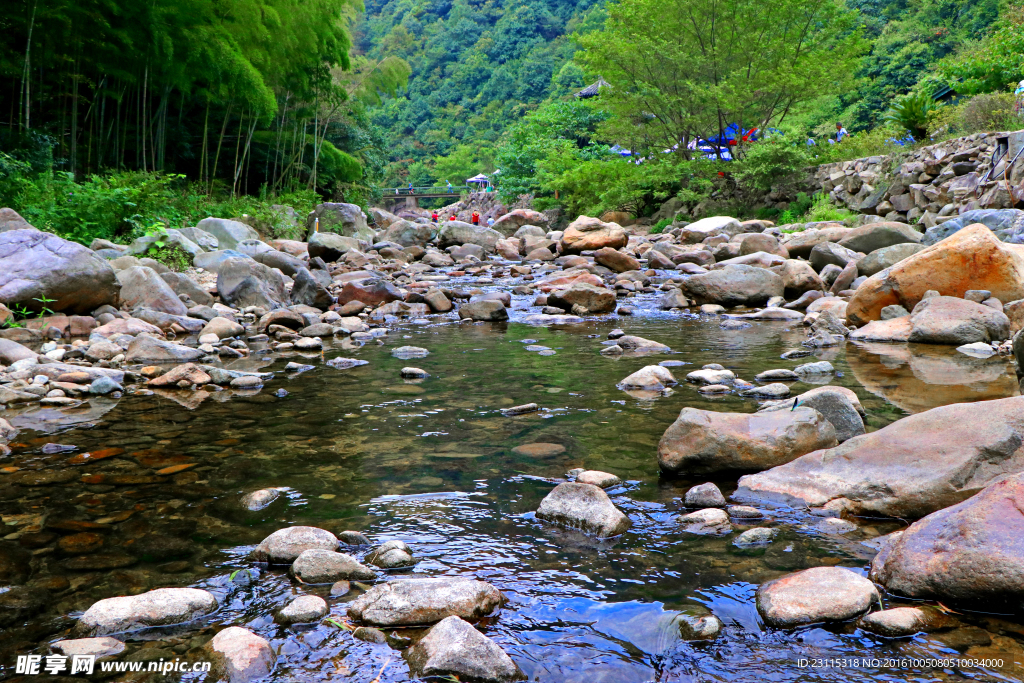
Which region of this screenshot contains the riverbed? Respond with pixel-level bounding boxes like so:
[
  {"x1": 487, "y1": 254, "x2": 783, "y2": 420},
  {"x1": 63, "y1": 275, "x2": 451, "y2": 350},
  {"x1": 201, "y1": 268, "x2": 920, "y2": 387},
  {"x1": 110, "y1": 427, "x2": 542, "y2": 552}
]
[{"x1": 1, "y1": 284, "x2": 1022, "y2": 682}]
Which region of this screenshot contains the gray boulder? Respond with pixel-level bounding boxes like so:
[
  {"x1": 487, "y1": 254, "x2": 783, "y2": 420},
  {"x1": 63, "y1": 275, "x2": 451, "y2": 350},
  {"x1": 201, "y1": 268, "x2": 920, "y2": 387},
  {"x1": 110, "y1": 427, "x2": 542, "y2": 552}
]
[
  {"x1": 217, "y1": 257, "x2": 289, "y2": 309},
  {"x1": 922, "y1": 209, "x2": 1024, "y2": 245},
  {"x1": 856, "y1": 243, "x2": 926, "y2": 277},
  {"x1": 380, "y1": 219, "x2": 436, "y2": 247},
  {"x1": 290, "y1": 549, "x2": 375, "y2": 583},
  {"x1": 276, "y1": 595, "x2": 327, "y2": 624},
  {"x1": 252, "y1": 526, "x2": 338, "y2": 564},
  {"x1": 74, "y1": 588, "x2": 217, "y2": 636},
  {"x1": 406, "y1": 616, "x2": 524, "y2": 683},
  {"x1": 290, "y1": 268, "x2": 334, "y2": 309},
  {"x1": 437, "y1": 222, "x2": 503, "y2": 252},
  {"x1": 195, "y1": 218, "x2": 260, "y2": 251},
  {"x1": 347, "y1": 578, "x2": 504, "y2": 626},
  {"x1": 193, "y1": 249, "x2": 252, "y2": 273},
  {"x1": 809, "y1": 242, "x2": 861, "y2": 271},
  {"x1": 116, "y1": 266, "x2": 188, "y2": 316},
  {"x1": 760, "y1": 386, "x2": 865, "y2": 444},
  {"x1": 307, "y1": 232, "x2": 362, "y2": 262},
  {"x1": 125, "y1": 334, "x2": 204, "y2": 363},
  {"x1": 127, "y1": 228, "x2": 204, "y2": 257},
  {"x1": 306, "y1": 203, "x2": 373, "y2": 241},
  {"x1": 458, "y1": 299, "x2": 508, "y2": 321},
  {"x1": 161, "y1": 272, "x2": 214, "y2": 307},
  {"x1": 680, "y1": 265, "x2": 784, "y2": 307},
  {"x1": 0, "y1": 229, "x2": 120, "y2": 314},
  {"x1": 907, "y1": 296, "x2": 1010, "y2": 344},
  {"x1": 179, "y1": 226, "x2": 219, "y2": 251},
  {"x1": 255, "y1": 249, "x2": 305, "y2": 277},
  {"x1": 535, "y1": 482, "x2": 631, "y2": 537},
  {"x1": 837, "y1": 222, "x2": 921, "y2": 254},
  {"x1": 234, "y1": 239, "x2": 274, "y2": 258}
]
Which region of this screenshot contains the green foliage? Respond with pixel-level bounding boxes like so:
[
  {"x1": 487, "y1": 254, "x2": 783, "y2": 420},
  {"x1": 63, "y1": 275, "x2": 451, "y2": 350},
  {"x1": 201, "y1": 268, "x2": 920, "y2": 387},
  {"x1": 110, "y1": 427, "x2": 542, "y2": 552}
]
[
  {"x1": 146, "y1": 244, "x2": 193, "y2": 272},
  {"x1": 649, "y1": 218, "x2": 672, "y2": 234},
  {"x1": 805, "y1": 192, "x2": 855, "y2": 222},
  {"x1": 927, "y1": 92, "x2": 1020, "y2": 138},
  {"x1": 937, "y1": 0, "x2": 1024, "y2": 95},
  {"x1": 883, "y1": 91, "x2": 941, "y2": 138},
  {"x1": 734, "y1": 138, "x2": 813, "y2": 192},
  {"x1": 576, "y1": 0, "x2": 866, "y2": 156}
]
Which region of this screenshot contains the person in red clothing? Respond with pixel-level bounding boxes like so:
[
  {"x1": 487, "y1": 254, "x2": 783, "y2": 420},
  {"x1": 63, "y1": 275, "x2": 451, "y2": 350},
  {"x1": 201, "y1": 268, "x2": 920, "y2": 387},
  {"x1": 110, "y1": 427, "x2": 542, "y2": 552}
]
[
  {"x1": 449, "y1": 215, "x2": 456, "y2": 221},
  {"x1": 431, "y1": 211, "x2": 438, "y2": 223},
  {"x1": 471, "y1": 211, "x2": 480, "y2": 225}
]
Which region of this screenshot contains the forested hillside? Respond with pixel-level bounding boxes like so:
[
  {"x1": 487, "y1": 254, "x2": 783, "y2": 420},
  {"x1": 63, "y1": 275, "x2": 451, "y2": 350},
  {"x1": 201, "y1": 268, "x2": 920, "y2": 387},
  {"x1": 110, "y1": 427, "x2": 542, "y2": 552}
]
[{"x1": 357, "y1": 0, "x2": 606, "y2": 186}]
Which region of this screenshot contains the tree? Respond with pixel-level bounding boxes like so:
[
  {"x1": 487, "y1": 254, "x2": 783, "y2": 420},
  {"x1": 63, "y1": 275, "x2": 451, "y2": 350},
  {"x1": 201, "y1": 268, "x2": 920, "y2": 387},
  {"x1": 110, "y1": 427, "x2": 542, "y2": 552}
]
[
  {"x1": 938, "y1": 0, "x2": 1024, "y2": 95},
  {"x1": 575, "y1": 0, "x2": 867, "y2": 158}
]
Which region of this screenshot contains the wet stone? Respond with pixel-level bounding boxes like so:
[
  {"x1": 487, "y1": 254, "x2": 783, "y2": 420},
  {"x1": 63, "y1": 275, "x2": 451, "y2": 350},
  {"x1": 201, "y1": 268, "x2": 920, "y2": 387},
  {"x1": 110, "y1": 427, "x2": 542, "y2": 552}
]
[
  {"x1": 684, "y1": 482, "x2": 726, "y2": 508},
  {"x1": 575, "y1": 470, "x2": 621, "y2": 488},
  {"x1": 678, "y1": 508, "x2": 731, "y2": 535},
  {"x1": 277, "y1": 595, "x2": 328, "y2": 624},
  {"x1": 252, "y1": 526, "x2": 339, "y2": 564},
  {"x1": 365, "y1": 540, "x2": 416, "y2": 568},
  {"x1": 734, "y1": 527, "x2": 778, "y2": 547},
  {"x1": 338, "y1": 530, "x2": 371, "y2": 546},
  {"x1": 511, "y1": 443, "x2": 566, "y2": 458},
  {"x1": 756, "y1": 567, "x2": 878, "y2": 628},
  {"x1": 290, "y1": 549, "x2": 376, "y2": 583}
]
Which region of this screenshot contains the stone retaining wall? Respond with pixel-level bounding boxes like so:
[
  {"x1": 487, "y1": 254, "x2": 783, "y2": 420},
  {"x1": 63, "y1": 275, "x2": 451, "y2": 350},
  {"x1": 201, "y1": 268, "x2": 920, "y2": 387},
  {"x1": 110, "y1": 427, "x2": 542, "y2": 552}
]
[{"x1": 812, "y1": 130, "x2": 1024, "y2": 227}]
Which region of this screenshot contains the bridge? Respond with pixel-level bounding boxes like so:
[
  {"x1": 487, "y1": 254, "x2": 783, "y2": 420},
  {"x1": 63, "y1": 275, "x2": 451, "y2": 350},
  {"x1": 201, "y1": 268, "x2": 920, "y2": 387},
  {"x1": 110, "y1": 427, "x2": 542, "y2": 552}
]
[{"x1": 379, "y1": 184, "x2": 481, "y2": 209}]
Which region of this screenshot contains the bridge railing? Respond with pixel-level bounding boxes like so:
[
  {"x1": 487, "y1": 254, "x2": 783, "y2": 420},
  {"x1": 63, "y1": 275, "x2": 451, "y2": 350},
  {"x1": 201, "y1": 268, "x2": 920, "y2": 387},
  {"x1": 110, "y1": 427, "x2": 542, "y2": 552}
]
[{"x1": 380, "y1": 185, "x2": 473, "y2": 196}]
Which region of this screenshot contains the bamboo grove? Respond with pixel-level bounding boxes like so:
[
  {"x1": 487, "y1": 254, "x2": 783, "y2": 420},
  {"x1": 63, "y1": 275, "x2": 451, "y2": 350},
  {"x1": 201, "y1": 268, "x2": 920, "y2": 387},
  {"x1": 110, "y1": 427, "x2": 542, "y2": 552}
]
[{"x1": 0, "y1": 0, "x2": 411, "y2": 201}]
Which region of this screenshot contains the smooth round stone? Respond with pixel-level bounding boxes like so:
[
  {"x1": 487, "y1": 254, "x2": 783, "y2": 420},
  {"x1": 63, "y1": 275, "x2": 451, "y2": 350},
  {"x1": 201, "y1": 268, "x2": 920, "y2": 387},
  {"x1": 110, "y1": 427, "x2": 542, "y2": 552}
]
[
  {"x1": 697, "y1": 384, "x2": 731, "y2": 394},
  {"x1": 241, "y1": 488, "x2": 280, "y2": 511},
  {"x1": 575, "y1": 470, "x2": 621, "y2": 488},
  {"x1": 511, "y1": 443, "x2": 566, "y2": 458},
  {"x1": 538, "y1": 349, "x2": 557, "y2": 356},
  {"x1": 207, "y1": 627, "x2": 274, "y2": 681},
  {"x1": 352, "y1": 626, "x2": 387, "y2": 644},
  {"x1": 276, "y1": 595, "x2": 328, "y2": 624},
  {"x1": 734, "y1": 527, "x2": 778, "y2": 547},
  {"x1": 727, "y1": 505, "x2": 764, "y2": 519},
  {"x1": 338, "y1": 530, "x2": 371, "y2": 546},
  {"x1": 391, "y1": 346, "x2": 429, "y2": 359},
  {"x1": 290, "y1": 549, "x2": 375, "y2": 583},
  {"x1": 52, "y1": 637, "x2": 126, "y2": 658},
  {"x1": 678, "y1": 508, "x2": 731, "y2": 535},
  {"x1": 230, "y1": 376, "x2": 263, "y2": 389},
  {"x1": 858, "y1": 606, "x2": 955, "y2": 637},
  {"x1": 294, "y1": 337, "x2": 322, "y2": 350},
  {"x1": 330, "y1": 580, "x2": 351, "y2": 597},
  {"x1": 756, "y1": 566, "x2": 878, "y2": 628},
  {"x1": 755, "y1": 369, "x2": 799, "y2": 382},
  {"x1": 365, "y1": 540, "x2": 416, "y2": 568},
  {"x1": 400, "y1": 367, "x2": 429, "y2": 378},
  {"x1": 252, "y1": 526, "x2": 338, "y2": 564},
  {"x1": 199, "y1": 333, "x2": 220, "y2": 345},
  {"x1": 738, "y1": 383, "x2": 791, "y2": 398},
  {"x1": 684, "y1": 482, "x2": 726, "y2": 507},
  {"x1": 816, "y1": 517, "x2": 858, "y2": 534}
]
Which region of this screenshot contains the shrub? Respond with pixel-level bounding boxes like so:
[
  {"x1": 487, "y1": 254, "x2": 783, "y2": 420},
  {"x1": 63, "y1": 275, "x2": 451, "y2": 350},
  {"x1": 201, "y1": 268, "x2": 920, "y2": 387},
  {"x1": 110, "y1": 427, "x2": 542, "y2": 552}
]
[
  {"x1": 146, "y1": 244, "x2": 193, "y2": 272},
  {"x1": 734, "y1": 137, "x2": 812, "y2": 192},
  {"x1": 928, "y1": 93, "x2": 1019, "y2": 138},
  {"x1": 804, "y1": 192, "x2": 854, "y2": 222},
  {"x1": 649, "y1": 218, "x2": 672, "y2": 234}
]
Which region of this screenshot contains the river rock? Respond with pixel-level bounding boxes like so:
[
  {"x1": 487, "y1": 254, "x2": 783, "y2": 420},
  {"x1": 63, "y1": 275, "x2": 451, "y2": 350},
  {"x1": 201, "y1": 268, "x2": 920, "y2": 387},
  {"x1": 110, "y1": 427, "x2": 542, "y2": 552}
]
[
  {"x1": 678, "y1": 508, "x2": 731, "y2": 535},
  {"x1": 536, "y1": 482, "x2": 631, "y2": 537},
  {"x1": 756, "y1": 567, "x2": 878, "y2": 628},
  {"x1": 615, "y1": 335, "x2": 671, "y2": 353},
  {"x1": 365, "y1": 540, "x2": 416, "y2": 568},
  {"x1": 760, "y1": 386, "x2": 864, "y2": 443},
  {"x1": 681, "y1": 265, "x2": 784, "y2": 307},
  {"x1": 837, "y1": 222, "x2": 921, "y2": 254},
  {"x1": 307, "y1": 232, "x2": 362, "y2": 261},
  {"x1": 735, "y1": 396, "x2": 1024, "y2": 518},
  {"x1": 337, "y1": 279, "x2": 403, "y2": 307},
  {"x1": 559, "y1": 216, "x2": 627, "y2": 254},
  {"x1": 658, "y1": 407, "x2": 837, "y2": 474},
  {"x1": 770, "y1": 259, "x2": 824, "y2": 297},
  {"x1": 684, "y1": 482, "x2": 726, "y2": 507},
  {"x1": 125, "y1": 334, "x2": 204, "y2": 363},
  {"x1": 51, "y1": 637, "x2": 125, "y2": 658},
  {"x1": 734, "y1": 527, "x2": 777, "y2": 547},
  {"x1": 575, "y1": 470, "x2": 621, "y2": 488},
  {"x1": 201, "y1": 317, "x2": 244, "y2": 340},
  {"x1": 847, "y1": 225, "x2": 1024, "y2": 325},
  {"x1": 290, "y1": 549, "x2": 376, "y2": 583},
  {"x1": 195, "y1": 218, "x2": 260, "y2": 251},
  {"x1": 809, "y1": 242, "x2": 862, "y2": 271},
  {"x1": 207, "y1": 627, "x2": 275, "y2": 683},
  {"x1": 252, "y1": 526, "x2": 338, "y2": 564},
  {"x1": 148, "y1": 363, "x2": 211, "y2": 387},
  {"x1": 921, "y1": 208, "x2": 1024, "y2": 245},
  {"x1": 618, "y1": 365, "x2": 676, "y2": 390},
  {"x1": 594, "y1": 247, "x2": 640, "y2": 273},
  {"x1": 380, "y1": 219, "x2": 435, "y2": 247},
  {"x1": 255, "y1": 249, "x2": 305, "y2": 276},
  {"x1": 782, "y1": 226, "x2": 853, "y2": 258},
  {"x1": 277, "y1": 595, "x2": 328, "y2": 624},
  {"x1": 547, "y1": 283, "x2": 615, "y2": 314},
  {"x1": 348, "y1": 578, "x2": 504, "y2": 626},
  {"x1": 406, "y1": 615, "x2": 524, "y2": 682},
  {"x1": 857, "y1": 607, "x2": 955, "y2": 637},
  {"x1": 307, "y1": 203, "x2": 372, "y2": 241},
  {"x1": 241, "y1": 488, "x2": 280, "y2": 511},
  {"x1": 161, "y1": 271, "x2": 215, "y2": 306},
  {"x1": 678, "y1": 216, "x2": 743, "y2": 243},
  {"x1": 906, "y1": 296, "x2": 1010, "y2": 344},
  {"x1": 492, "y1": 208, "x2": 549, "y2": 235},
  {"x1": 0, "y1": 229, "x2": 120, "y2": 314},
  {"x1": 857, "y1": 242, "x2": 926, "y2": 277},
  {"x1": 869, "y1": 472, "x2": 1024, "y2": 606},
  {"x1": 686, "y1": 366, "x2": 736, "y2": 385},
  {"x1": 115, "y1": 266, "x2": 188, "y2": 316},
  {"x1": 437, "y1": 222, "x2": 502, "y2": 251},
  {"x1": 74, "y1": 587, "x2": 218, "y2": 636}
]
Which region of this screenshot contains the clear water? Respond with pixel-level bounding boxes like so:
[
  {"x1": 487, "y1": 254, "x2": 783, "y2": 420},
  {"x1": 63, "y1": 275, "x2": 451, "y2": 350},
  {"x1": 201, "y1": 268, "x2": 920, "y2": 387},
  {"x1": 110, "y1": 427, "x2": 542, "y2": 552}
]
[{"x1": 1, "y1": 289, "x2": 1022, "y2": 682}]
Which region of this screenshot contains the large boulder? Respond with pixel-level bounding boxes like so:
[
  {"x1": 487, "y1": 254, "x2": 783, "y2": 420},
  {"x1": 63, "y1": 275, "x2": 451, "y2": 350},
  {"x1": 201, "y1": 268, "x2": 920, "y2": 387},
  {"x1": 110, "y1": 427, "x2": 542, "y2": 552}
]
[
  {"x1": 306, "y1": 203, "x2": 373, "y2": 241},
  {"x1": 809, "y1": 242, "x2": 861, "y2": 271},
  {"x1": 348, "y1": 578, "x2": 503, "y2": 626},
  {"x1": 307, "y1": 232, "x2": 362, "y2": 262},
  {"x1": 735, "y1": 396, "x2": 1024, "y2": 518},
  {"x1": 781, "y1": 225, "x2": 852, "y2": 259},
  {"x1": 458, "y1": 299, "x2": 508, "y2": 321},
  {"x1": 0, "y1": 208, "x2": 34, "y2": 232},
  {"x1": 856, "y1": 242, "x2": 926, "y2": 277},
  {"x1": 379, "y1": 219, "x2": 436, "y2": 247},
  {"x1": 179, "y1": 226, "x2": 219, "y2": 251},
  {"x1": 336, "y1": 279, "x2": 403, "y2": 307},
  {"x1": 125, "y1": 335, "x2": 204, "y2": 363},
  {"x1": 368, "y1": 207, "x2": 401, "y2": 230},
  {"x1": 437, "y1": 221, "x2": 503, "y2": 251},
  {"x1": 116, "y1": 266, "x2": 188, "y2": 316},
  {"x1": 907, "y1": 296, "x2": 1010, "y2": 344},
  {"x1": 760, "y1": 386, "x2": 865, "y2": 444},
  {"x1": 492, "y1": 209, "x2": 549, "y2": 236},
  {"x1": 594, "y1": 247, "x2": 640, "y2": 273},
  {"x1": 846, "y1": 225, "x2": 1024, "y2": 325},
  {"x1": 406, "y1": 616, "x2": 524, "y2": 683},
  {"x1": 216, "y1": 257, "x2": 288, "y2": 309},
  {"x1": 756, "y1": 567, "x2": 878, "y2": 628},
  {"x1": 837, "y1": 222, "x2": 921, "y2": 254},
  {"x1": 869, "y1": 473, "x2": 1024, "y2": 607},
  {"x1": 922, "y1": 209, "x2": 1024, "y2": 245},
  {"x1": 195, "y1": 218, "x2": 259, "y2": 251},
  {"x1": 770, "y1": 260, "x2": 824, "y2": 297},
  {"x1": 535, "y1": 482, "x2": 631, "y2": 537},
  {"x1": 290, "y1": 268, "x2": 334, "y2": 309},
  {"x1": 290, "y1": 549, "x2": 375, "y2": 583},
  {"x1": 206, "y1": 627, "x2": 275, "y2": 683},
  {"x1": 680, "y1": 264, "x2": 784, "y2": 307},
  {"x1": 0, "y1": 229, "x2": 120, "y2": 314},
  {"x1": 193, "y1": 249, "x2": 252, "y2": 273},
  {"x1": 161, "y1": 272, "x2": 214, "y2": 307},
  {"x1": 74, "y1": 588, "x2": 217, "y2": 636},
  {"x1": 252, "y1": 526, "x2": 338, "y2": 564},
  {"x1": 559, "y1": 216, "x2": 627, "y2": 254},
  {"x1": 127, "y1": 228, "x2": 205, "y2": 258},
  {"x1": 658, "y1": 407, "x2": 837, "y2": 474},
  {"x1": 546, "y1": 283, "x2": 616, "y2": 314},
  {"x1": 254, "y1": 249, "x2": 305, "y2": 277}
]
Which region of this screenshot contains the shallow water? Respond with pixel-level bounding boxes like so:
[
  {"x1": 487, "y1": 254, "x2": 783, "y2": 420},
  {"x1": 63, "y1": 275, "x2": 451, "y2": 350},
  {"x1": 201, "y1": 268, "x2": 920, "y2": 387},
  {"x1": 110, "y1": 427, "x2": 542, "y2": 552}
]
[{"x1": 1, "y1": 288, "x2": 1023, "y2": 682}]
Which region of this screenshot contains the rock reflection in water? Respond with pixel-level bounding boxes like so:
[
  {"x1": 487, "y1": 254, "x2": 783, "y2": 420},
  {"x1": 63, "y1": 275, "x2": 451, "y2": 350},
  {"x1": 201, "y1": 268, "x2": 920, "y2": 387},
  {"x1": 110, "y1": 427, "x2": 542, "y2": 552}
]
[{"x1": 848, "y1": 341, "x2": 1018, "y2": 414}]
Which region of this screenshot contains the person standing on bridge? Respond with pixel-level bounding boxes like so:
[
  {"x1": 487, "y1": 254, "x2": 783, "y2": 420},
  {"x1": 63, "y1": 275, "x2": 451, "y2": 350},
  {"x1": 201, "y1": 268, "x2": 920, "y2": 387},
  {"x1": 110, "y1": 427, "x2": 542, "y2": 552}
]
[
  {"x1": 471, "y1": 211, "x2": 480, "y2": 225},
  {"x1": 446, "y1": 180, "x2": 453, "y2": 193},
  {"x1": 408, "y1": 182, "x2": 414, "y2": 194}
]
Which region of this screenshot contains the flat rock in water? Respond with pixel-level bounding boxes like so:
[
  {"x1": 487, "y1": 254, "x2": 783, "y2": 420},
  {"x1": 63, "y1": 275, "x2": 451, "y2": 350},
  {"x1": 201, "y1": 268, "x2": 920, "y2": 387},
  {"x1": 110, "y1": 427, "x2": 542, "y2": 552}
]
[
  {"x1": 252, "y1": 526, "x2": 338, "y2": 564},
  {"x1": 734, "y1": 527, "x2": 777, "y2": 547},
  {"x1": 739, "y1": 383, "x2": 791, "y2": 399},
  {"x1": 326, "y1": 357, "x2": 369, "y2": 369},
  {"x1": 618, "y1": 365, "x2": 676, "y2": 390},
  {"x1": 575, "y1": 470, "x2": 621, "y2": 488},
  {"x1": 277, "y1": 595, "x2": 328, "y2": 624},
  {"x1": 347, "y1": 578, "x2": 504, "y2": 626},
  {"x1": 857, "y1": 607, "x2": 955, "y2": 637},
  {"x1": 52, "y1": 637, "x2": 126, "y2": 658},
  {"x1": 686, "y1": 368, "x2": 736, "y2": 385},
  {"x1": 659, "y1": 407, "x2": 836, "y2": 474},
  {"x1": 405, "y1": 615, "x2": 524, "y2": 683},
  {"x1": 536, "y1": 482, "x2": 631, "y2": 538},
  {"x1": 755, "y1": 369, "x2": 799, "y2": 382},
  {"x1": 241, "y1": 488, "x2": 281, "y2": 511},
  {"x1": 678, "y1": 508, "x2": 731, "y2": 535},
  {"x1": 614, "y1": 335, "x2": 671, "y2": 353},
  {"x1": 794, "y1": 361, "x2": 834, "y2": 374},
  {"x1": 511, "y1": 443, "x2": 566, "y2": 458},
  {"x1": 74, "y1": 588, "x2": 218, "y2": 636},
  {"x1": 392, "y1": 345, "x2": 429, "y2": 359},
  {"x1": 290, "y1": 549, "x2": 376, "y2": 583},
  {"x1": 756, "y1": 566, "x2": 878, "y2": 628}
]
